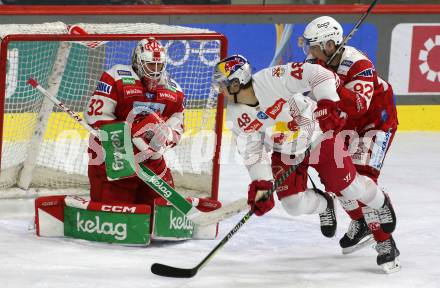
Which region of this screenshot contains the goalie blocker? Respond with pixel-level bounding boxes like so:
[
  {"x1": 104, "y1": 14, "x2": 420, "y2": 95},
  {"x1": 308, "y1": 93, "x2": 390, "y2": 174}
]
[{"x1": 35, "y1": 195, "x2": 221, "y2": 245}]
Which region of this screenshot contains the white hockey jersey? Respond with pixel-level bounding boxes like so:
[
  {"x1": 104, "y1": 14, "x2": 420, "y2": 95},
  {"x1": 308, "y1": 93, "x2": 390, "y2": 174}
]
[{"x1": 226, "y1": 62, "x2": 340, "y2": 181}]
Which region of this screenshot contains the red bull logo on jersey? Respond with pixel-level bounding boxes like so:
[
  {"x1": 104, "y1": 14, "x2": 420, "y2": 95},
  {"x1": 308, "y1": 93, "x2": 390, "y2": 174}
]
[
  {"x1": 265, "y1": 99, "x2": 287, "y2": 119},
  {"x1": 271, "y1": 66, "x2": 285, "y2": 78}
]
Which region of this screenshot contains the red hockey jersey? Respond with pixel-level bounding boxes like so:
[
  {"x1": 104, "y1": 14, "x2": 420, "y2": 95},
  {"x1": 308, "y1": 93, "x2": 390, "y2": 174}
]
[
  {"x1": 335, "y1": 46, "x2": 397, "y2": 132},
  {"x1": 85, "y1": 64, "x2": 184, "y2": 167}
]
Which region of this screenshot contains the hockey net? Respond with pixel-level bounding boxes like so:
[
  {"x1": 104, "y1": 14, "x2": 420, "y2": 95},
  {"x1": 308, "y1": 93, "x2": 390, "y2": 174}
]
[{"x1": 0, "y1": 22, "x2": 226, "y2": 200}]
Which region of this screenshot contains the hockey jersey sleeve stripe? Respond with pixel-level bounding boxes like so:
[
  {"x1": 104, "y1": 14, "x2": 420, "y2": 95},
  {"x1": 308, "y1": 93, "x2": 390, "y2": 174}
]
[
  {"x1": 309, "y1": 74, "x2": 335, "y2": 89},
  {"x1": 311, "y1": 78, "x2": 340, "y2": 102},
  {"x1": 306, "y1": 63, "x2": 336, "y2": 89}
]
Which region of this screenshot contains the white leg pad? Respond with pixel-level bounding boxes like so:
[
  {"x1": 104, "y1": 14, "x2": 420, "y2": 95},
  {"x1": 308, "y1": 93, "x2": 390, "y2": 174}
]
[
  {"x1": 340, "y1": 174, "x2": 384, "y2": 209},
  {"x1": 281, "y1": 189, "x2": 327, "y2": 216}
]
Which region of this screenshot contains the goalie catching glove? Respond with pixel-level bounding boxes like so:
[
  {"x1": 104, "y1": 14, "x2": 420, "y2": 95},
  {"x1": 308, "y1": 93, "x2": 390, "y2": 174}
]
[
  {"x1": 247, "y1": 180, "x2": 275, "y2": 216},
  {"x1": 131, "y1": 113, "x2": 173, "y2": 155}
]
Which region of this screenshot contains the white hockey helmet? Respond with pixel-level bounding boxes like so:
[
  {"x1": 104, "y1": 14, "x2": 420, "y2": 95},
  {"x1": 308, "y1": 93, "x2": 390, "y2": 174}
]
[
  {"x1": 132, "y1": 37, "x2": 166, "y2": 84},
  {"x1": 214, "y1": 54, "x2": 252, "y2": 92},
  {"x1": 302, "y1": 16, "x2": 343, "y2": 54}
]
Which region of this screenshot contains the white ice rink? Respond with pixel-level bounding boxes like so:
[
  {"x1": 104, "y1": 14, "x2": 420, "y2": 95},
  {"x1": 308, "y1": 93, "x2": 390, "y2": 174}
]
[{"x1": 1, "y1": 132, "x2": 440, "y2": 288}]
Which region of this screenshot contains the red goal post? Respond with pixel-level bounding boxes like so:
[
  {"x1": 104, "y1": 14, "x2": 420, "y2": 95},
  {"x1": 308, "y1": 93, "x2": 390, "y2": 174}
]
[{"x1": 0, "y1": 22, "x2": 227, "y2": 200}]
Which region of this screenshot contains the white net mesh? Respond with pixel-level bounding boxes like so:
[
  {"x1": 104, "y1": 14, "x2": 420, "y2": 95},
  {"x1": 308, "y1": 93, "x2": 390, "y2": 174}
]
[{"x1": 0, "y1": 22, "x2": 224, "y2": 199}]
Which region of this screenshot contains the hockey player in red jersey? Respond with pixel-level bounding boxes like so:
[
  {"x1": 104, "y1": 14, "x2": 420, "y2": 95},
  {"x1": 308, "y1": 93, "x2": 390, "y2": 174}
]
[
  {"x1": 85, "y1": 37, "x2": 184, "y2": 207},
  {"x1": 303, "y1": 16, "x2": 400, "y2": 272}
]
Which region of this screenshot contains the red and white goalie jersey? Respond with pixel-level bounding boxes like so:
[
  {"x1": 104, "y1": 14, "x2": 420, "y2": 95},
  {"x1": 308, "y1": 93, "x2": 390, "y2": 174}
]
[
  {"x1": 335, "y1": 46, "x2": 398, "y2": 132},
  {"x1": 227, "y1": 62, "x2": 340, "y2": 181},
  {"x1": 85, "y1": 64, "x2": 184, "y2": 164}
]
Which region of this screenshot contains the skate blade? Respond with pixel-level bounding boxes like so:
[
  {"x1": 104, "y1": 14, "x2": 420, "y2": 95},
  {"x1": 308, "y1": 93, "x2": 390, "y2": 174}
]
[
  {"x1": 380, "y1": 257, "x2": 401, "y2": 274},
  {"x1": 342, "y1": 235, "x2": 375, "y2": 255}
]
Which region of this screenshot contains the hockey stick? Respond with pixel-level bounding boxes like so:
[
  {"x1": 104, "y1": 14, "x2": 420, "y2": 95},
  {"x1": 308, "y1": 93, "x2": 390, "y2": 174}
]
[
  {"x1": 151, "y1": 149, "x2": 310, "y2": 278},
  {"x1": 326, "y1": 0, "x2": 380, "y2": 65},
  {"x1": 27, "y1": 78, "x2": 247, "y2": 225}
]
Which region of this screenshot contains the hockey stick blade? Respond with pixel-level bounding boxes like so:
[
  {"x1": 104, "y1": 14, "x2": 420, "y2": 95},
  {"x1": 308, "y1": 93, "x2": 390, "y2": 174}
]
[
  {"x1": 150, "y1": 150, "x2": 310, "y2": 278},
  {"x1": 151, "y1": 263, "x2": 198, "y2": 278},
  {"x1": 151, "y1": 211, "x2": 254, "y2": 278}
]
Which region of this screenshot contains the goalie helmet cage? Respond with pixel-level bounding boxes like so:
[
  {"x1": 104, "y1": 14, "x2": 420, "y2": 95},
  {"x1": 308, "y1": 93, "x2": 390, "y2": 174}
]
[{"x1": 0, "y1": 22, "x2": 227, "y2": 200}]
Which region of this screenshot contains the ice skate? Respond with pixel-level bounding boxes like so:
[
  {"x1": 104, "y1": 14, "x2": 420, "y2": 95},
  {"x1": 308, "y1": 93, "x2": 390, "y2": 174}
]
[
  {"x1": 318, "y1": 192, "x2": 337, "y2": 238},
  {"x1": 375, "y1": 236, "x2": 401, "y2": 274},
  {"x1": 340, "y1": 217, "x2": 374, "y2": 254}
]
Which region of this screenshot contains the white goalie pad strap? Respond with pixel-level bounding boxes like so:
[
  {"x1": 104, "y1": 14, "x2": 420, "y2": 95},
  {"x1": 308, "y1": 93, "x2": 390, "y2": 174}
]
[{"x1": 64, "y1": 195, "x2": 91, "y2": 209}]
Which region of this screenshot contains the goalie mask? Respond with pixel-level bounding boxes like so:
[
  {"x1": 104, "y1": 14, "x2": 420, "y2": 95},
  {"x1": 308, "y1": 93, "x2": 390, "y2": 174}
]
[
  {"x1": 132, "y1": 37, "x2": 166, "y2": 91},
  {"x1": 302, "y1": 16, "x2": 343, "y2": 56},
  {"x1": 213, "y1": 55, "x2": 252, "y2": 102}
]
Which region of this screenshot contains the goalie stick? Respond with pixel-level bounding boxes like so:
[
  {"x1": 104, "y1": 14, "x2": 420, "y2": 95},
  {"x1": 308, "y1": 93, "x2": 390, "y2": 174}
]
[
  {"x1": 150, "y1": 150, "x2": 310, "y2": 278},
  {"x1": 326, "y1": 0, "x2": 380, "y2": 65},
  {"x1": 27, "y1": 78, "x2": 248, "y2": 226}
]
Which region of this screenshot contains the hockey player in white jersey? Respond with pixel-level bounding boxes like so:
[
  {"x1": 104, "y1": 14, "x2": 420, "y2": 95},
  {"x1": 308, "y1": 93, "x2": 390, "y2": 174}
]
[{"x1": 214, "y1": 55, "x2": 397, "y2": 272}]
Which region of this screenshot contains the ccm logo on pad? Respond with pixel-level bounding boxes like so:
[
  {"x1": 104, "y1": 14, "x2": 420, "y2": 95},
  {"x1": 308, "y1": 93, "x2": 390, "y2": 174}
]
[{"x1": 101, "y1": 205, "x2": 137, "y2": 213}]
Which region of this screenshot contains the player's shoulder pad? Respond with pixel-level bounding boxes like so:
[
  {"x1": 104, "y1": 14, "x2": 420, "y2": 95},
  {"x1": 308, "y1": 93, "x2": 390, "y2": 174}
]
[
  {"x1": 270, "y1": 63, "x2": 291, "y2": 78},
  {"x1": 106, "y1": 64, "x2": 139, "y2": 81},
  {"x1": 254, "y1": 63, "x2": 291, "y2": 84},
  {"x1": 338, "y1": 46, "x2": 373, "y2": 74},
  {"x1": 340, "y1": 46, "x2": 375, "y2": 79},
  {"x1": 301, "y1": 61, "x2": 330, "y2": 79},
  {"x1": 342, "y1": 46, "x2": 370, "y2": 62}
]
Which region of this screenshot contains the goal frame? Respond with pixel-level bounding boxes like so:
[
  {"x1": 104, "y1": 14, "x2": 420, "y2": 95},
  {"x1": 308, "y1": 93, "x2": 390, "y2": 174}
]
[{"x1": 0, "y1": 33, "x2": 227, "y2": 200}]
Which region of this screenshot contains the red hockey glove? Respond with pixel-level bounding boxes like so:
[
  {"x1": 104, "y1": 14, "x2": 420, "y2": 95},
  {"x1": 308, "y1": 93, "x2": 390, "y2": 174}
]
[
  {"x1": 131, "y1": 113, "x2": 172, "y2": 153},
  {"x1": 192, "y1": 197, "x2": 222, "y2": 212},
  {"x1": 247, "y1": 180, "x2": 275, "y2": 216},
  {"x1": 313, "y1": 99, "x2": 346, "y2": 133}
]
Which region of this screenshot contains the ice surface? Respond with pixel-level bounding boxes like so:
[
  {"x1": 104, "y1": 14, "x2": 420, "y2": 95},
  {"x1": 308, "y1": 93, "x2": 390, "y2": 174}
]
[{"x1": 1, "y1": 132, "x2": 439, "y2": 288}]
